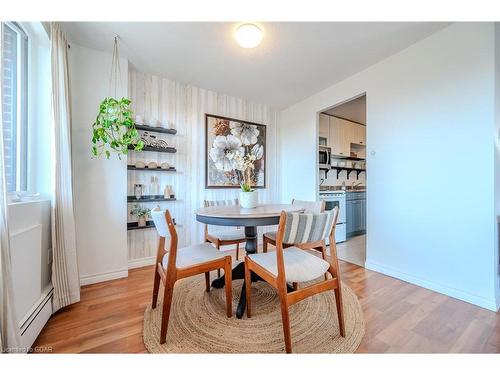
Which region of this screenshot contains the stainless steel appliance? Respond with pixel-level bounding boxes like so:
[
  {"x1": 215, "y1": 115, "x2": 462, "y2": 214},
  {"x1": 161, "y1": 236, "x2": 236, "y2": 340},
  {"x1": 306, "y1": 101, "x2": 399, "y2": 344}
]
[
  {"x1": 319, "y1": 191, "x2": 346, "y2": 243},
  {"x1": 319, "y1": 146, "x2": 331, "y2": 169}
]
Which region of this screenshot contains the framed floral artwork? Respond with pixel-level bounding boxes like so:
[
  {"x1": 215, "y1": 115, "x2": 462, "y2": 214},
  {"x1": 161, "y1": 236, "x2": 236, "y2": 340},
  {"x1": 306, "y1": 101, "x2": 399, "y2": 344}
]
[{"x1": 205, "y1": 114, "x2": 266, "y2": 189}]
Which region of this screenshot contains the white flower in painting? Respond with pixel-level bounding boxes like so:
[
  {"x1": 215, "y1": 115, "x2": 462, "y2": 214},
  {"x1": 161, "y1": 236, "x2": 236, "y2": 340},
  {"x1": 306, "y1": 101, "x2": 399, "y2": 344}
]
[
  {"x1": 209, "y1": 135, "x2": 244, "y2": 172},
  {"x1": 230, "y1": 122, "x2": 259, "y2": 145},
  {"x1": 251, "y1": 144, "x2": 264, "y2": 160}
]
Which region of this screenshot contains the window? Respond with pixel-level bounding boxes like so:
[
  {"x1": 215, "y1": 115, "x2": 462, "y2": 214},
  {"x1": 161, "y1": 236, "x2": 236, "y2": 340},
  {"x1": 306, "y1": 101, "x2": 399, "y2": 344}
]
[{"x1": 1, "y1": 22, "x2": 28, "y2": 192}]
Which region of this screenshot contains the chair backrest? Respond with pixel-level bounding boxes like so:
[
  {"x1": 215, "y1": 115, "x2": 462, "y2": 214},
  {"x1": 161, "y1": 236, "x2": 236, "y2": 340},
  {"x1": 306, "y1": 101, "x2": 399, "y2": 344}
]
[
  {"x1": 151, "y1": 208, "x2": 178, "y2": 269},
  {"x1": 291, "y1": 199, "x2": 325, "y2": 214},
  {"x1": 281, "y1": 207, "x2": 338, "y2": 245},
  {"x1": 151, "y1": 208, "x2": 170, "y2": 238},
  {"x1": 204, "y1": 198, "x2": 239, "y2": 207}
]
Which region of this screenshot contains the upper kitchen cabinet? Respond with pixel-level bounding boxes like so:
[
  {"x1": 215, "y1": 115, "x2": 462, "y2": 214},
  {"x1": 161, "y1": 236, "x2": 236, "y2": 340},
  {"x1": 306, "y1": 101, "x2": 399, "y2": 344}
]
[
  {"x1": 352, "y1": 123, "x2": 366, "y2": 146},
  {"x1": 319, "y1": 113, "x2": 330, "y2": 146},
  {"x1": 329, "y1": 117, "x2": 351, "y2": 157}
]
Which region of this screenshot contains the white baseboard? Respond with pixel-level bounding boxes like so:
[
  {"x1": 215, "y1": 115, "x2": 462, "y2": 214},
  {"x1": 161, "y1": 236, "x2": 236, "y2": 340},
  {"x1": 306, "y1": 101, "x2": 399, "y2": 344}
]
[
  {"x1": 80, "y1": 268, "x2": 128, "y2": 286},
  {"x1": 365, "y1": 260, "x2": 499, "y2": 312},
  {"x1": 128, "y1": 256, "x2": 156, "y2": 269}
]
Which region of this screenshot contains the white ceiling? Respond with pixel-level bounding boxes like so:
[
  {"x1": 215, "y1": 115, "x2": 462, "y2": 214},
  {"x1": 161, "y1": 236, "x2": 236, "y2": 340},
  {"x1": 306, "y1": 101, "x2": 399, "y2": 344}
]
[
  {"x1": 61, "y1": 22, "x2": 449, "y2": 109},
  {"x1": 324, "y1": 95, "x2": 366, "y2": 125}
]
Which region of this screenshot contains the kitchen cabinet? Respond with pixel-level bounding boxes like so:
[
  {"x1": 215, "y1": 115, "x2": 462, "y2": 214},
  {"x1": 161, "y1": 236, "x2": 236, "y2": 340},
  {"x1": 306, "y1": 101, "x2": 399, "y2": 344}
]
[
  {"x1": 319, "y1": 114, "x2": 330, "y2": 145},
  {"x1": 319, "y1": 113, "x2": 367, "y2": 157},
  {"x1": 352, "y1": 123, "x2": 366, "y2": 146},
  {"x1": 346, "y1": 192, "x2": 366, "y2": 236},
  {"x1": 329, "y1": 117, "x2": 351, "y2": 157}
]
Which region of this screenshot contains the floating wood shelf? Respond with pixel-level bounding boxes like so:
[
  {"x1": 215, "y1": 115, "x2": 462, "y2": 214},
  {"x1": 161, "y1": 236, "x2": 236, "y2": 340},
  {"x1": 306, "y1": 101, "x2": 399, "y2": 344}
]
[
  {"x1": 128, "y1": 145, "x2": 177, "y2": 153},
  {"x1": 127, "y1": 221, "x2": 156, "y2": 231},
  {"x1": 134, "y1": 124, "x2": 177, "y2": 135},
  {"x1": 127, "y1": 219, "x2": 178, "y2": 231},
  {"x1": 127, "y1": 166, "x2": 176, "y2": 172},
  {"x1": 331, "y1": 156, "x2": 365, "y2": 161},
  {"x1": 320, "y1": 166, "x2": 366, "y2": 179},
  {"x1": 127, "y1": 195, "x2": 177, "y2": 203}
]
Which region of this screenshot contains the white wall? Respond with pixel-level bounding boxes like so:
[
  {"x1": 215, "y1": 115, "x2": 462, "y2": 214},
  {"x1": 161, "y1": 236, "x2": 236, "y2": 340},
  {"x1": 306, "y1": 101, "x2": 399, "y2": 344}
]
[
  {"x1": 280, "y1": 23, "x2": 499, "y2": 310},
  {"x1": 69, "y1": 44, "x2": 129, "y2": 285},
  {"x1": 494, "y1": 23, "x2": 500, "y2": 308}
]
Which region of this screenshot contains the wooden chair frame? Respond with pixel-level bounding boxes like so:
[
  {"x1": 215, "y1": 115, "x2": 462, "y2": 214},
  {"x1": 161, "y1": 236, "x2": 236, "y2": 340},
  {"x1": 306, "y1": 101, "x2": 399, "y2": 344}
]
[
  {"x1": 152, "y1": 210, "x2": 233, "y2": 344},
  {"x1": 244, "y1": 209, "x2": 345, "y2": 353},
  {"x1": 204, "y1": 225, "x2": 245, "y2": 261},
  {"x1": 263, "y1": 199, "x2": 326, "y2": 258}
]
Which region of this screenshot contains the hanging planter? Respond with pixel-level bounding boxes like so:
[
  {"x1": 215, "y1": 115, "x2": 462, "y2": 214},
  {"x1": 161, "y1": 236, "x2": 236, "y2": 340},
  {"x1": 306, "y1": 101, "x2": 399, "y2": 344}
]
[{"x1": 91, "y1": 37, "x2": 143, "y2": 158}]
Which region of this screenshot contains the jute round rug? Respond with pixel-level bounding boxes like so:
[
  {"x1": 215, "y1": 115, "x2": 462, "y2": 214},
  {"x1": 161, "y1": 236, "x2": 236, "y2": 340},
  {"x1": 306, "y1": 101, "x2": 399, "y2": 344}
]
[{"x1": 143, "y1": 275, "x2": 365, "y2": 353}]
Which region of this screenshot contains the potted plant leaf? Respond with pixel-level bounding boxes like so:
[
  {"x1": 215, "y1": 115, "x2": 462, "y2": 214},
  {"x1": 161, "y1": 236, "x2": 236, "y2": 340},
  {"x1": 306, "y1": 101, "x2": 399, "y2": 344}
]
[
  {"x1": 130, "y1": 204, "x2": 150, "y2": 227},
  {"x1": 91, "y1": 37, "x2": 143, "y2": 158},
  {"x1": 92, "y1": 97, "x2": 143, "y2": 158}
]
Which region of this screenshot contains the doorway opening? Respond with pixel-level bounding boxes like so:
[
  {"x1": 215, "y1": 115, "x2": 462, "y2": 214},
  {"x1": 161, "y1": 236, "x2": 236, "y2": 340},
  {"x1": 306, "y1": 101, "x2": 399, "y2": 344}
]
[{"x1": 318, "y1": 94, "x2": 366, "y2": 267}]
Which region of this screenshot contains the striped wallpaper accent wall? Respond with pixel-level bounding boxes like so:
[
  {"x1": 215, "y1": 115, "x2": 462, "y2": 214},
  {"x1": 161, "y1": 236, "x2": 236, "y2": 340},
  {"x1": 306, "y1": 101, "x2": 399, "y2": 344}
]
[{"x1": 127, "y1": 69, "x2": 280, "y2": 262}]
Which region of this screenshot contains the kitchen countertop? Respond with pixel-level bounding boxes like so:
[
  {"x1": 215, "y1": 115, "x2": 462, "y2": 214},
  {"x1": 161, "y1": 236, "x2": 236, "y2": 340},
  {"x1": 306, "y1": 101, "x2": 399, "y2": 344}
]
[{"x1": 319, "y1": 186, "x2": 366, "y2": 193}]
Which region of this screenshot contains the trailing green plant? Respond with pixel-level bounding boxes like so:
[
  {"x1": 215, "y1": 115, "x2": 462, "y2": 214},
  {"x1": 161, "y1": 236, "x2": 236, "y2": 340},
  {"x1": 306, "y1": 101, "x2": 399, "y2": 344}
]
[
  {"x1": 91, "y1": 97, "x2": 144, "y2": 159},
  {"x1": 130, "y1": 204, "x2": 150, "y2": 219}
]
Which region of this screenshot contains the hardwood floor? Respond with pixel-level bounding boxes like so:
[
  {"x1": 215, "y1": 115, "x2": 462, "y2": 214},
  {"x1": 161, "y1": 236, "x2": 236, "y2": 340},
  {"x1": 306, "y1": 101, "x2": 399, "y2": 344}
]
[{"x1": 33, "y1": 254, "x2": 500, "y2": 353}]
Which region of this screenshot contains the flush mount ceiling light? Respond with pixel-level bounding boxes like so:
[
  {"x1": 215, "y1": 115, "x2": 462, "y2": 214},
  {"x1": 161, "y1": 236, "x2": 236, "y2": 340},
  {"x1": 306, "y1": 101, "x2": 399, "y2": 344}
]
[{"x1": 234, "y1": 24, "x2": 263, "y2": 48}]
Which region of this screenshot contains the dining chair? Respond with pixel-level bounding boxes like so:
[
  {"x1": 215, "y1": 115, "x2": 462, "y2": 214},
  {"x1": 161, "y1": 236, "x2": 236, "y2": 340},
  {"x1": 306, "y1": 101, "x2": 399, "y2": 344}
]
[
  {"x1": 204, "y1": 198, "x2": 246, "y2": 267},
  {"x1": 244, "y1": 208, "x2": 344, "y2": 353},
  {"x1": 150, "y1": 208, "x2": 233, "y2": 344},
  {"x1": 263, "y1": 199, "x2": 326, "y2": 258}
]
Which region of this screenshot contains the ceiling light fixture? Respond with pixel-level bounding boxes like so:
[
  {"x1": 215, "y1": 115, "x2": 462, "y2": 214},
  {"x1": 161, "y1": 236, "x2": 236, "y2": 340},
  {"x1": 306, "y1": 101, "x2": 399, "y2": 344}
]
[{"x1": 234, "y1": 24, "x2": 263, "y2": 48}]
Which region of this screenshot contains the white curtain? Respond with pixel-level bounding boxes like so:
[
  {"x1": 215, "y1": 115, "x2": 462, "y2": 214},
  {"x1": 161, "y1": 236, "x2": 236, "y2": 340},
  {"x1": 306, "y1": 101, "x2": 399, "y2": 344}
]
[
  {"x1": 0, "y1": 22, "x2": 21, "y2": 353},
  {"x1": 50, "y1": 23, "x2": 80, "y2": 311}
]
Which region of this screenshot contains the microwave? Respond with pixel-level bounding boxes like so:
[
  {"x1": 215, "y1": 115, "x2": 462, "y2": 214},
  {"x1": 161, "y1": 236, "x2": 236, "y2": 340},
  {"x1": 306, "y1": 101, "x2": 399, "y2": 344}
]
[{"x1": 319, "y1": 146, "x2": 331, "y2": 169}]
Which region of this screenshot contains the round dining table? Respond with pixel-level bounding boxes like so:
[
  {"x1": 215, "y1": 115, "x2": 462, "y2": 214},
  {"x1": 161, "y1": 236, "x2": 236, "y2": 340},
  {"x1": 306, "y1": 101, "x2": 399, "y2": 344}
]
[{"x1": 196, "y1": 203, "x2": 304, "y2": 318}]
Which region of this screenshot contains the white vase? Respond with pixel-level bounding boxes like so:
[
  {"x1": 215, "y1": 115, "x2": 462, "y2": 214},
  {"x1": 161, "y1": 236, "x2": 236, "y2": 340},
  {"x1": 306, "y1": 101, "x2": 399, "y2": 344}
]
[{"x1": 239, "y1": 191, "x2": 258, "y2": 209}]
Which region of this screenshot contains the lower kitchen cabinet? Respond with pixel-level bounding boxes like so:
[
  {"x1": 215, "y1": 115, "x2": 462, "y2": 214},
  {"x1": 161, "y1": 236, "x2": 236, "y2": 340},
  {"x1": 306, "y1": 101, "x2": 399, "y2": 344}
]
[{"x1": 346, "y1": 192, "x2": 366, "y2": 237}]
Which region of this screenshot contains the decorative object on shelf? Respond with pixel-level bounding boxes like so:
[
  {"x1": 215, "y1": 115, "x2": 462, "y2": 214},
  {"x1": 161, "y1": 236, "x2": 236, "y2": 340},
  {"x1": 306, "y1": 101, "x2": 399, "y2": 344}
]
[
  {"x1": 135, "y1": 115, "x2": 144, "y2": 125},
  {"x1": 161, "y1": 120, "x2": 170, "y2": 128},
  {"x1": 161, "y1": 162, "x2": 171, "y2": 169},
  {"x1": 146, "y1": 118, "x2": 159, "y2": 127},
  {"x1": 139, "y1": 132, "x2": 170, "y2": 150},
  {"x1": 150, "y1": 176, "x2": 160, "y2": 196},
  {"x1": 147, "y1": 161, "x2": 158, "y2": 169},
  {"x1": 135, "y1": 161, "x2": 146, "y2": 168},
  {"x1": 130, "y1": 204, "x2": 150, "y2": 227},
  {"x1": 205, "y1": 114, "x2": 266, "y2": 189},
  {"x1": 134, "y1": 184, "x2": 145, "y2": 200},
  {"x1": 164, "y1": 185, "x2": 175, "y2": 199},
  {"x1": 91, "y1": 37, "x2": 143, "y2": 159}
]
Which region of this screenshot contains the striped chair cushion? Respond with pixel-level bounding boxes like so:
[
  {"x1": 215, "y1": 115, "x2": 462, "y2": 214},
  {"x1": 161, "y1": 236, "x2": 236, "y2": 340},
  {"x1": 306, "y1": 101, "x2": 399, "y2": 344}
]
[
  {"x1": 282, "y1": 209, "x2": 337, "y2": 244},
  {"x1": 204, "y1": 198, "x2": 239, "y2": 207}
]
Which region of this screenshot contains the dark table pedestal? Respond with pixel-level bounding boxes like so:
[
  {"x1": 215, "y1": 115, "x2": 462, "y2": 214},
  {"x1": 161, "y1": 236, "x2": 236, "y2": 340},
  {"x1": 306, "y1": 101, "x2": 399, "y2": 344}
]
[
  {"x1": 211, "y1": 225, "x2": 294, "y2": 318},
  {"x1": 211, "y1": 225, "x2": 259, "y2": 318}
]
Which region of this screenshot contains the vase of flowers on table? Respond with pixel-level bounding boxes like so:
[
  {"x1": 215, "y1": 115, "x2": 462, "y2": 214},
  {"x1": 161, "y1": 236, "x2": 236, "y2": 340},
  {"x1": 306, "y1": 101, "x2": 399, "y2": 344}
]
[{"x1": 233, "y1": 146, "x2": 262, "y2": 208}]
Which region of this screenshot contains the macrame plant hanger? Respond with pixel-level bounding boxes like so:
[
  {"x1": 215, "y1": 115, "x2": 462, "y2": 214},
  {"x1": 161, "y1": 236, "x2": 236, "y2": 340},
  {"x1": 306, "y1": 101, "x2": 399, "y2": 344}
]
[{"x1": 109, "y1": 36, "x2": 123, "y2": 98}]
